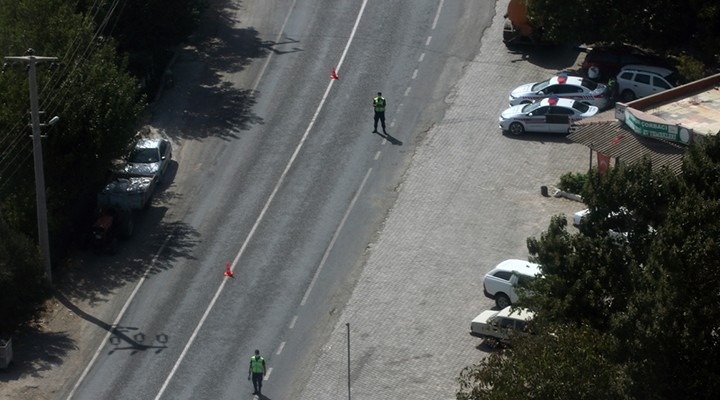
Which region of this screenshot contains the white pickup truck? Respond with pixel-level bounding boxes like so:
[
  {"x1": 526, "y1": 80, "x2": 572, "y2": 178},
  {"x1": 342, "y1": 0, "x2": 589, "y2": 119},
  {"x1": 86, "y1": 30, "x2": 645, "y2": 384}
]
[{"x1": 470, "y1": 306, "x2": 534, "y2": 347}]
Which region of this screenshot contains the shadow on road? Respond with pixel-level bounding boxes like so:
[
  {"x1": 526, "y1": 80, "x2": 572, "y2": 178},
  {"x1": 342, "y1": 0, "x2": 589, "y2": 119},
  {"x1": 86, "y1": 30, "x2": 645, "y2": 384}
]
[
  {"x1": 373, "y1": 130, "x2": 403, "y2": 146},
  {"x1": 156, "y1": 0, "x2": 307, "y2": 141},
  {"x1": 58, "y1": 216, "x2": 201, "y2": 305}
]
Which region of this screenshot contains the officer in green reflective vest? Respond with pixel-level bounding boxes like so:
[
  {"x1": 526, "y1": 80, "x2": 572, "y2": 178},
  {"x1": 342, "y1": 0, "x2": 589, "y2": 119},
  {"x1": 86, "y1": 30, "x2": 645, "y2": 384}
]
[
  {"x1": 248, "y1": 349, "x2": 267, "y2": 395},
  {"x1": 373, "y1": 92, "x2": 387, "y2": 134}
]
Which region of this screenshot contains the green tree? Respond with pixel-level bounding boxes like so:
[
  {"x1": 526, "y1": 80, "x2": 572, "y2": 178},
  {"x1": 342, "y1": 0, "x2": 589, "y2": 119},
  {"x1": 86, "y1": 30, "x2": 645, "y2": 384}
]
[
  {"x1": 0, "y1": 0, "x2": 145, "y2": 235},
  {"x1": 459, "y1": 137, "x2": 720, "y2": 398},
  {"x1": 458, "y1": 324, "x2": 631, "y2": 400},
  {"x1": 527, "y1": 0, "x2": 720, "y2": 66},
  {"x1": 0, "y1": 217, "x2": 48, "y2": 331}
]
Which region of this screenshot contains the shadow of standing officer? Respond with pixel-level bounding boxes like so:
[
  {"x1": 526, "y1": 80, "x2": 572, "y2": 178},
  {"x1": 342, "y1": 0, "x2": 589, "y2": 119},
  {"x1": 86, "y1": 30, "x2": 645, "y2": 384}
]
[{"x1": 372, "y1": 92, "x2": 387, "y2": 134}]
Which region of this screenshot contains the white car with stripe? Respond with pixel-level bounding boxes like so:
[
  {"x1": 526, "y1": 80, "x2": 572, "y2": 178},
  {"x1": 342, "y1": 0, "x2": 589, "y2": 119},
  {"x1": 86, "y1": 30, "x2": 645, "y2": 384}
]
[
  {"x1": 509, "y1": 74, "x2": 610, "y2": 109},
  {"x1": 499, "y1": 96, "x2": 598, "y2": 135}
]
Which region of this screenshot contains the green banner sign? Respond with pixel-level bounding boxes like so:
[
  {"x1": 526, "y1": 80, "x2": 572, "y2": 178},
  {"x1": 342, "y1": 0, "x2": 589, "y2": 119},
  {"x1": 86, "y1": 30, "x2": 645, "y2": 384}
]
[{"x1": 624, "y1": 109, "x2": 692, "y2": 144}]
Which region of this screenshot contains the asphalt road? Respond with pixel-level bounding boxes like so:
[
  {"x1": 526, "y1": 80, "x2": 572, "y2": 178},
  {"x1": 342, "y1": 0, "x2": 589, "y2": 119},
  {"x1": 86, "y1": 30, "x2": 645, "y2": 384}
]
[{"x1": 64, "y1": 1, "x2": 490, "y2": 399}]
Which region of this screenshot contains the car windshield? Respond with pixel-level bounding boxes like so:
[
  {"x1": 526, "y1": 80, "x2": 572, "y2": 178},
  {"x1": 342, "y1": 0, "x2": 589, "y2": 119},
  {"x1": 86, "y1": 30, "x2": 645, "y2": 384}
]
[
  {"x1": 521, "y1": 102, "x2": 544, "y2": 113},
  {"x1": 530, "y1": 79, "x2": 552, "y2": 92},
  {"x1": 129, "y1": 148, "x2": 159, "y2": 163},
  {"x1": 571, "y1": 102, "x2": 591, "y2": 113},
  {"x1": 580, "y1": 78, "x2": 598, "y2": 90}
]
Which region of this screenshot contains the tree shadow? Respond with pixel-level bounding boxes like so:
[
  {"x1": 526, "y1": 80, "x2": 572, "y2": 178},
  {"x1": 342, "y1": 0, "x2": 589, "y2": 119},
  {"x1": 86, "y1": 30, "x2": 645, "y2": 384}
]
[
  {"x1": 154, "y1": 0, "x2": 305, "y2": 141},
  {"x1": 57, "y1": 213, "x2": 201, "y2": 306},
  {"x1": 0, "y1": 330, "x2": 75, "y2": 381},
  {"x1": 506, "y1": 44, "x2": 584, "y2": 72}
]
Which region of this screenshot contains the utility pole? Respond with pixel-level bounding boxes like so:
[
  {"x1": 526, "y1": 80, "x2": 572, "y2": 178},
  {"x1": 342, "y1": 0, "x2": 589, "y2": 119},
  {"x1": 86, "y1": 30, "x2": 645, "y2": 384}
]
[
  {"x1": 346, "y1": 323, "x2": 351, "y2": 400},
  {"x1": 4, "y1": 49, "x2": 58, "y2": 284}
]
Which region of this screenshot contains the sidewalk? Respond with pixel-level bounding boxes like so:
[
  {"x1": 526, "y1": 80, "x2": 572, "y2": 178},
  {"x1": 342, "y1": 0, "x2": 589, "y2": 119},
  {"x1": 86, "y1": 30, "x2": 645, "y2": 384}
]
[{"x1": 297, "y1": 1, "x2": 589, "y2": 399}]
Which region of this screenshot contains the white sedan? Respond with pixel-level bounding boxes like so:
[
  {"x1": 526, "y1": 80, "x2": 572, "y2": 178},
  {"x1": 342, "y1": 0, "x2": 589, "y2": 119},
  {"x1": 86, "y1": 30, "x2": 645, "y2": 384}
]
[
  {"x1": 499, "y1": 96, "x2": 598, "y2": 135},
  {"x1": 509, "y1": 74, "x2": 610, "y2": 109}
]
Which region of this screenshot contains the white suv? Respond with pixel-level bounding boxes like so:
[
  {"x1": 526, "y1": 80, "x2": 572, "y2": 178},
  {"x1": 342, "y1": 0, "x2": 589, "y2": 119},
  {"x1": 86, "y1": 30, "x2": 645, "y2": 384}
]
[
  {"x1": 616, "y1": 64, "x2": 678, "y2": 102},
  {"x1": 483, "y1": 259, "x2": 541, "y2": 308}
]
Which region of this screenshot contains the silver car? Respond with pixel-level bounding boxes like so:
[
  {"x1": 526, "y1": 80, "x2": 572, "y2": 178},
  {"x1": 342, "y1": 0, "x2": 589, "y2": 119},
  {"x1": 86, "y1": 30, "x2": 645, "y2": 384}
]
[
  {"x1": 121, "y1": 138, "x2": 173, "y2": 181},
  {"x1": 509, "y1": 74, "x2": 610, "y2": 109}
]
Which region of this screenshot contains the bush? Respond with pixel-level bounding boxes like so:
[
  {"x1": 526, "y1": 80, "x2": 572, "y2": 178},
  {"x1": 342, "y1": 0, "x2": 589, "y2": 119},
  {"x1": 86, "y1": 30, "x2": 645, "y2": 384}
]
[
  {"x1": 0, "y1": 218, "x2": 50, "y2": 332},
  {"x1": 675, "y1": 54, "x2": 706, "y2": 82},
  {"x1": 558, "y1": 172, "x2": 588, "y2": 194}
]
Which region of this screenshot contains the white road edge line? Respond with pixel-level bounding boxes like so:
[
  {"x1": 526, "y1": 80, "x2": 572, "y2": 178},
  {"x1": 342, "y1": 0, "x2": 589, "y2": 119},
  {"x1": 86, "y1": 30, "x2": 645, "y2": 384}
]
[
  {"x1": 154, "y1": 1, "x2": 370, "y2": 398},
  {"x1": 432, "y1": 0, "x2": 444, "y2": 30},
  {"x1": 301, "y1": 167, "x2": 373, "y2": 306},
  {"x1": 65, "y1": 234, "x2": 174, "y2": 400}
]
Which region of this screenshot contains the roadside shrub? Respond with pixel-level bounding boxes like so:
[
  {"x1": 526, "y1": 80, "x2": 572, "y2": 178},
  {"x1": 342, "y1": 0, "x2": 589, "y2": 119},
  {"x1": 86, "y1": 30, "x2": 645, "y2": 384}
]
[
  {"x1": 0, "y1": 218, "x2": 49, "y2": 332},
  {"x1": 558, "y1": 172, "x2": 588, "y2": 194},
  {"x1": 676, "y1": 54, "x2": 706, "y2": 82}
]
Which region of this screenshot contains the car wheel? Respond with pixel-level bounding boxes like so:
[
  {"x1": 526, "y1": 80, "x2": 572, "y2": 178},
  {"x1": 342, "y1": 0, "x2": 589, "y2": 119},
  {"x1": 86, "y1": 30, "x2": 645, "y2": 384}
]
[
  {"x1": 508, "y1": 122, "x2": 525, "y2": 136},
  {"x1": 495, "y1": 293, "x2": 511, "y2": 309},
  {"x1": 621, "y1": 89, "x2": 636, "y2": 102}
]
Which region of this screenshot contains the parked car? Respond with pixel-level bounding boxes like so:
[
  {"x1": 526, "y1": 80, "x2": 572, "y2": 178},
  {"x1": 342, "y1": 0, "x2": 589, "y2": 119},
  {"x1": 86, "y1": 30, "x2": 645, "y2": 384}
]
[
  {"x1": 580, "y1": 44, "x2": 668, "y2": 81},
  {"x1": 499, "y1": 96, "x2": 599, "y2": 136},
  {"x1": 509, "y1": 74, "x2": 610, "y2": 109},
  {"x1": 120, "y1": 138, "x2": 173, "y2": 182},
  {"x1": 483, "y1": 259, "x2": 541, "y2": 308},
  {"x1": 470, "y1": 306, "x2": 534, "y2": 347},
  {"x1": 616, "y1": 65, "x2": 679, "y2": 102},
  {"x1": 573, "y1": 207, "x2": 655, "y2": 243}
]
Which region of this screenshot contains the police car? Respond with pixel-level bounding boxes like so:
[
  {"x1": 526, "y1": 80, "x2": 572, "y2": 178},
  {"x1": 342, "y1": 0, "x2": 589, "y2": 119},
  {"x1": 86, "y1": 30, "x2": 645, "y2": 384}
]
[
  {"x1": 509, "y1": 74, "x2": 610, "y2": 109},
  {"x1": 499, "y1": 96, "x2": 598, "y2": 135}
]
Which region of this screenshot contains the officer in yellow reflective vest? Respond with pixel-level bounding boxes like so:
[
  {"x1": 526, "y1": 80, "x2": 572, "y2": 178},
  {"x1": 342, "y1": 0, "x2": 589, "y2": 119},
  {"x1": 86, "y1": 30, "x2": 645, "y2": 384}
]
[
  {"x1": 248, "y1": 349, "x2": 267, "y2": 395},
  {"x1": 372, "y1": 92, "x2": 387, "y2": 134}
]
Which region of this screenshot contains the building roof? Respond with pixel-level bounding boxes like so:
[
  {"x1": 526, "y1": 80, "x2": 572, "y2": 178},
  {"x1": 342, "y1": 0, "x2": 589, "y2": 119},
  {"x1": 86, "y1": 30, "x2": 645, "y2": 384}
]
[
  {"x1": 623, "y1": 73, "x2": 720, "y2": 139},
  {"x1": 568, "y1": 120, "x2": 686, "y2": 175}
]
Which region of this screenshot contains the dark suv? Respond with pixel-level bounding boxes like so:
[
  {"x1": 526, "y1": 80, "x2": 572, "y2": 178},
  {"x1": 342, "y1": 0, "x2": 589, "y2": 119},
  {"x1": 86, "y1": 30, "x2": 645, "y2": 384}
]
[{"x1": 581, "y1": 45, "x2": 668, "y2": 81}]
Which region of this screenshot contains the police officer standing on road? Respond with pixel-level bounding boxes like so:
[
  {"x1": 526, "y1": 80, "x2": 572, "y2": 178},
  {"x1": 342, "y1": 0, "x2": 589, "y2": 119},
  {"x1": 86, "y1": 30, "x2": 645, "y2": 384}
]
[
  {"x1": 372, "y1": 92, "x2": 387, "y2": 134},
  {"x1": 248, "y1": 349, "x2": 267, "y2": 395}
]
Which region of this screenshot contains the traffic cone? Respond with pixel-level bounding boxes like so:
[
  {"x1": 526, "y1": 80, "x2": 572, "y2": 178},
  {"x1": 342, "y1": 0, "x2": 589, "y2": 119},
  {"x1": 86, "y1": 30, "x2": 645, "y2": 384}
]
[
  {"x1": 224, "y1": 262, "x2": 234, "y2": 277},
  {"x1": 330, "y1": 67, "x2": 339, "y2": 80}
]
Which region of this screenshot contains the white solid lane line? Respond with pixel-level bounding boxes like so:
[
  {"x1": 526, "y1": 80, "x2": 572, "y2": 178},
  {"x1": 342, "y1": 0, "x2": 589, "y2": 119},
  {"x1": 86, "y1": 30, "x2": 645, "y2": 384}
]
[{"x1": 154, "y1": 1, "x2": 371, "y2": 399}]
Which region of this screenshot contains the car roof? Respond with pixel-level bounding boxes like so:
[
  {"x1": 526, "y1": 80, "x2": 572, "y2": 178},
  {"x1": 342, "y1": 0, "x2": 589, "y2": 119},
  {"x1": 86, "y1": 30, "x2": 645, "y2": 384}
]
[
  {"x1": 492, "y1": 259, "x2": 541, "y2": 276},
  {"x1": 496, "y1": 306, "x2": 535, "y2": 321},
  {"x1": 135, "y1": 138, "x2": 164, "y2": 148},
  {"x1": 538, "y1": 97, "x2": 577, "y2": 108},
  {"x1": 549, "y1": 75, "x2": 584, "y2": 86},
  {"x1": 620, "y1": 64, "x2": 674, "y2": 77}
]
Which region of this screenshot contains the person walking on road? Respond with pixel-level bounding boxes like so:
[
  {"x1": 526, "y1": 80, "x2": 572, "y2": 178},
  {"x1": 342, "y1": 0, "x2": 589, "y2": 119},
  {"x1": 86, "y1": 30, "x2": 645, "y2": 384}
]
[
  {"x1": 373, "y1": 92, "x2": 387, "y2": 134},
  {"x1": 248, "y1": 349, "x2": 267, "y2": 395}
]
